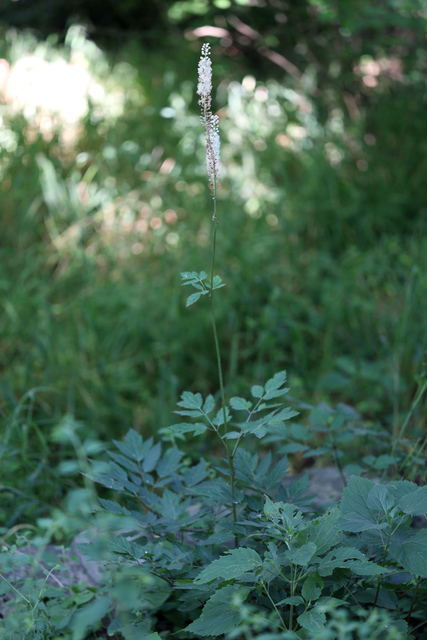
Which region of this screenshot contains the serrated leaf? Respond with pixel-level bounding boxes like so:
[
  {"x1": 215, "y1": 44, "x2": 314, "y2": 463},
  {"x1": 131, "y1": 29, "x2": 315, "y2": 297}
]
[
  {"x1": 143, "y1": 441, "x2": 162, "y2": 473},
  {"x1": 229, "y1": 397, "x2": 252, "y2": 411},
  {"x1": 113, "y1": 429, "x2": 150, "y2": 462},
  {"x1": 388, "y1": 479, "x2": 419, "y2": 501},
  {"x1": 318, "y1": 547, "x2": 386, "y2": 577},
  {"x1": 98, "y1": 498, "x2": 132, "y2": 516},
  {"x1": 257, "y1": 451, "x2": 272, "y2": 477},
  {"x1": 181, "y1": 271, "x2": 199, "y2": 281},
  {"x1": 389, "y1": 528, "x2": 427, "y2": 577},
  {"x1": 302, "y1": 573, "x2": 323, "y2": 602},
  {"x1": 367, "y1": 484, "x2": 395, "y2": 514},
  {"x1": 212, "y1": 406, "x2": 231, "y2": 426},
  {"x1": 203, "y1": 394, "x2": 216, "y2": 415},
  {"x1": 185, "y1": 585, "x2": 249, "y2": 636},
  {"x1": 302, "y1": 508, "x2": 340, "y2": 556},
  {"x1": 265, "y1": 370, "x2": 287, "y2": 393},
  {"x1": 265, "y1": 457, "x2": 290, "y2": 490},
  {"x1": 285, "y1": 542, "x2": 317, "y2": 565},
  {"x1": 184, "y1": 459, "x2": 209, "y2": 486},
  {"x1": 194, "y1": 547, "x2": 263, "y2": 584},
  {"x1": 106, "y1": 451, "x2": 140, "y2": 474},
  {"x1": 251, "y1": 385, "x2": 264, "y2": 398},
  {"x1": 339, "y1": 476, "x2": 389, "y2": 532},
  {"x1": 109, "y1": 536, "x2": 147, "y2": 559},
  {"x1": 156, "y1": 445, "x2": 184, "y2": 477},
  {"x1": 397, "y1": 485, "x2": 427, "y2": 516},
  {"x1": 186, "y1": 292, "x2": 202, "y2": 306},
  {"x1": 297, "y1": 609, "x2": 326, "y2": 633},
  {"x1": 177, "y1": 391, "x2": 203, "y2": 411},
  {"x1": 169, "y1": 422, "x2": 207, "y2": 436}
]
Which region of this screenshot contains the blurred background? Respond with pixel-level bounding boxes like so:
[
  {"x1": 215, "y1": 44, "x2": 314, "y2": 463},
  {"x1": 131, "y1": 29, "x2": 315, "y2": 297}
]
[{"x1": 1, "y1": 0, "x2": 426, "y2": 522}]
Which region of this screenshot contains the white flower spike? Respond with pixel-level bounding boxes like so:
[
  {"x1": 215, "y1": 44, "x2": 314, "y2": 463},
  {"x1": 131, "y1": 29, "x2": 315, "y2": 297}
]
[{"x1": 197, "y1": 43, "x2": 220, "y2": 202}]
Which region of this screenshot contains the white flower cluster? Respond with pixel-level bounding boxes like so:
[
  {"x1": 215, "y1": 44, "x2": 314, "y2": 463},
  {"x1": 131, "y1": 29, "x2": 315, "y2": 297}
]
[{"x1": 197, "y1": 43, "x2": 220, "y2": 194}]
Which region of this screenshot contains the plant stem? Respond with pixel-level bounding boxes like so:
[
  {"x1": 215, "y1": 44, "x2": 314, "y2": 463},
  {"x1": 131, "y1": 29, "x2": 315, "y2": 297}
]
[
  {"x1": 209, "y1": 188, "x2": 237, "y2": 530},
  {"x1": 390, "y1": 375, "x2": 427, "y2": 463}
]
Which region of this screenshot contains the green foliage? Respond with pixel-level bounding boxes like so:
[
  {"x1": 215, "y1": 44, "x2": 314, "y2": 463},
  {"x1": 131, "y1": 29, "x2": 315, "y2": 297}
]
[{"x1": 2, "y1": 415, "x2": 422, "y2": 638}]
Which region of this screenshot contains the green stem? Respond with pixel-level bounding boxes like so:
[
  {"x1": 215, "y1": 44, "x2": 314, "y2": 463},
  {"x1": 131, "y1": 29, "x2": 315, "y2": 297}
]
[
  {"x1": 372, "y1": 532, "x2": 391, "y2": 608},
  {"x1": 406, "y1": 578, "x2": 420, "y2": 623},
  {"x1": 289, "y1": 564, "x2": 295, "y2": 631},
  {"x1": 388, "y1": 376, "x2": 427, "y2": 476},
  {"x1": 209, "y1": 187, "x2": 237, "y2": 531},
  {"x1": 262, "y1": 581, "x2": 288, "y2": 632},
  {"x1": 0, "y1": 572, "x2": 31, "y2": 604}
]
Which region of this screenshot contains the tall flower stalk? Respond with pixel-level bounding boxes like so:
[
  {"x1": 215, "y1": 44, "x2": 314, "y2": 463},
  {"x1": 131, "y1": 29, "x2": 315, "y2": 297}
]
[{"x1": 197, "y1": 43, "x2": 237, "y2": 526}]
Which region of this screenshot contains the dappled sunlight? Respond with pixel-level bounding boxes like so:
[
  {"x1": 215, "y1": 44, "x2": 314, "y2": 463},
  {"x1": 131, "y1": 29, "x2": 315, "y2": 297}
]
[{"x1": 0, "y1": 27, "x2": 130, "y2": 148}]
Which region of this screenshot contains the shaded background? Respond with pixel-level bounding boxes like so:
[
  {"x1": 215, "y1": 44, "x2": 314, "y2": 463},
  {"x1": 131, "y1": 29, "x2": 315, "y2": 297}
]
[{"x1": 1, "y1": 0, "x2": 426, "y2": 522}]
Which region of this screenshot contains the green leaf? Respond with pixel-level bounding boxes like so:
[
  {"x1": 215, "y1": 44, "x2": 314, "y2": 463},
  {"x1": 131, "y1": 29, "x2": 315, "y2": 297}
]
[
  {"x1": 371, "y1": 454, "x2": 397, "y2": 470},
  {"x1": 229, "y1": 396, "x2": 252, "y2": 411},
  {"x1": 279, "y1": 442, "x2": 309, "y2": 454},
  {"x1": 389, "y1": 529, "x2": 427, "y2": 577},
  {"x1": 339, "y1": 476, "x2": 389, "y2": 532},
  {"x1": 113, "y1": 429, "x2": 150, "y2": 462},
  {"x1": 186, "y1": 292, "x2": 202, "y2": 306},
  {"x1": 181, "y1": 271, "x2": 199, "y2": 281},
  {"x1": 302, "y1": 573, "x2": 323, "y2": 602},
  {"x1": 279, "y1": 596, "x2": 304, "y2": 606},
  {"x1": 194, "y1": 547, "x2": 263, "y2": 584},
  {"x1": 71, "y1": 596, "x2": 111, "y2": 640},
  {"x1": 184, "y1": 459, "x2": 209, "y2": 486},
  {"x1": 109, "y1": 536, "x2": 147, "y2": 559},
  {"x1": 264, "y1": 370, "x2": 287, "y2": 391},
  {"x1": 286, "y1": 542, "x2": 317, "y2": 566},
  {"x1": 251, "y1": 385, "x2": 264, "y2": 398},
  {"x1": 309, "y1": 407, "x2": 332, "y2": 426},
  {"x1": 212, "y1": 275, "x2": 225, "y2": 289},
  {"x1": 156, "y1": 446, "x2": 184, "y2": 477},
  {"x1": 318, "y1": 547, "x2": 386, "y2": 577},
  {"x1": 169, "y1": 422, "x2": 207, "y2": 436},
  {"x1": 297, "y1": 608, "x2": 326, "y2": 633},
  {"x1": 177, "y1": 391, "x2": 203, "y2": 413},
  {"x1": 203, "y1": 394, "x2": 216, "y2": 414},
  {"x1": 106, "y1": 451, "x2": 139, "y2": 474},
  {"x1": 185, "y1": 585, "x2": 249, "y2": 636},
  {"x1": 367, "y1": 484, "x2": 395, "y2": 514},
  {"x1": 397, "y1": 485, "x2": 427, "y2": 516},
  {"x1": 329, "y1": 413, "x2": 346, "y2": 431},
  {"x1": 388, "y1": 479, "x2": 419, "y2": 501},
  {"x1": 302, "y1": 508, "x2": 340, "y2": 556},
  {"x1": 143, "y1": 441, "x2": 162, "y2": 473}
]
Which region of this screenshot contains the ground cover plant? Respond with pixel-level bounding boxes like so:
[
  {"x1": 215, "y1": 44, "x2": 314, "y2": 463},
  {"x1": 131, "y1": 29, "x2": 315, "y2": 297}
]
[{"x1": 1, "y1": 38, "x2": 427, "y2": 640}]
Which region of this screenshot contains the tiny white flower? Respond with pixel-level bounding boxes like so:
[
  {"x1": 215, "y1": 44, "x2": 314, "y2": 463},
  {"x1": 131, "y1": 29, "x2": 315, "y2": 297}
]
[
  {"x1": 197, "y1": 43, "x2": 220, "y2": 194},
  {"x1": 197, "y1": 43, "x2": 212, "y2": 103}
]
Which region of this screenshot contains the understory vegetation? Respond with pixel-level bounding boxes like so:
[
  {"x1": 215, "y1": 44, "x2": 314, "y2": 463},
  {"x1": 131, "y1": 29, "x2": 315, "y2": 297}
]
[{"x1": 1, "y1": 1, "x2": 427, "y2": 637}]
